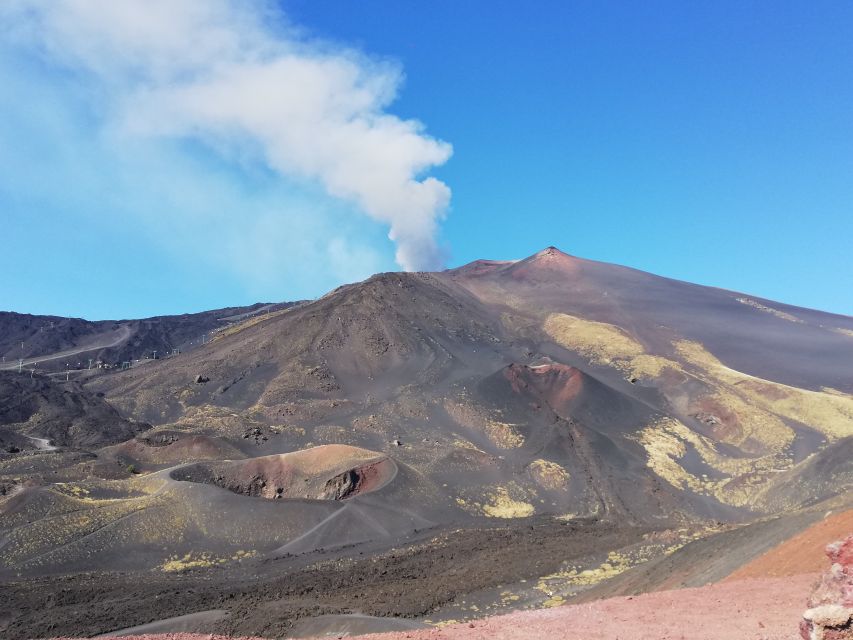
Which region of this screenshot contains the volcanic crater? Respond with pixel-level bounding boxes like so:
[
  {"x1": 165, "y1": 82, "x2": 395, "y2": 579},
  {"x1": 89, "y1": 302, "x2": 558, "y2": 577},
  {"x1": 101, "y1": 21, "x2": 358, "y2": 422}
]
[{"x1": 172, "y1": 444, "x2": 396, "y2": 501}]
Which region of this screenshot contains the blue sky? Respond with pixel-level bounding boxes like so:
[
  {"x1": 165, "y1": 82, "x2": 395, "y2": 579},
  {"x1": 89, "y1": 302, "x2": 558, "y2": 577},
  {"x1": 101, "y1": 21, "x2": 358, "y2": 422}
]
[{"x1": 1, "y1": 1, "x2": 851, "y2": 319}]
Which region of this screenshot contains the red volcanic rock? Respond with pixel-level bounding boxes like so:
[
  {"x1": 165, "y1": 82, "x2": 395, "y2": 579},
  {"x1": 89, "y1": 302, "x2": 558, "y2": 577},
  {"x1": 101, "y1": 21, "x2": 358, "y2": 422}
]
[
  {"x1": 828, "y1": 538, "x2": 853, "y2": 572},
  {"x1": 801, "y1": 536, "x2": 853, "y2": 640},
  {"x1": 501, "y1": 246, "x2": 582, "y2": 282},
  {"x1": 503, "y1": 362, "x2": 583, "y2": 416}
]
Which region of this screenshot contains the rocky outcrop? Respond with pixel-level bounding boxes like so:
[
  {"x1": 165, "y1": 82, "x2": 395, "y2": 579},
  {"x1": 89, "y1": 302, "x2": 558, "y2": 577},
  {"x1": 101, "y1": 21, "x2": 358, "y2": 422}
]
[
  {"x1": 321, "y1": 468, "x2": 362, "y2": 500},
  {"x1": 801, "y1": 535, "x2": 853, "y2": 639}
]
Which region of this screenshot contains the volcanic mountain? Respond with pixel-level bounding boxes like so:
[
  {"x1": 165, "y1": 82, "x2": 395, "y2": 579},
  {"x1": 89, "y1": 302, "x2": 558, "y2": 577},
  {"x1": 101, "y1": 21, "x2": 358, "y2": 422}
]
[
  {"x1": 1, "y1": 247, "x2": 851, "y2": 639},
  {"x1": 0, "y1": 301, "x2": 299, "y2": 373}
]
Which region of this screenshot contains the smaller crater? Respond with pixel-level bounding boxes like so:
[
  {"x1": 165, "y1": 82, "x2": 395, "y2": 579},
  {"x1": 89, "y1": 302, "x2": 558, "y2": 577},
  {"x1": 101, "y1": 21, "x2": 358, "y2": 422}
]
[{"x1": 172, "y1": 444, "x2": 395, "y2": 501}]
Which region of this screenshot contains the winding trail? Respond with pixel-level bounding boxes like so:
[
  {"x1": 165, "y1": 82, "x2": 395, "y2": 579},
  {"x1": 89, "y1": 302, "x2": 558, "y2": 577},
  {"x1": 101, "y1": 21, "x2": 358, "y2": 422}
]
[{"x1": 0, "y1": 325, "x2": 133, "y2": 370}]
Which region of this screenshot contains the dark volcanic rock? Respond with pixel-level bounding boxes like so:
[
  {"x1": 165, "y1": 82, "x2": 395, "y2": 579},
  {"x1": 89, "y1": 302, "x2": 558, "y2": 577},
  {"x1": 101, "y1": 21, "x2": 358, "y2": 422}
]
[{"x1": 0, "y1": 371, "x2": 150, "y2": 448}]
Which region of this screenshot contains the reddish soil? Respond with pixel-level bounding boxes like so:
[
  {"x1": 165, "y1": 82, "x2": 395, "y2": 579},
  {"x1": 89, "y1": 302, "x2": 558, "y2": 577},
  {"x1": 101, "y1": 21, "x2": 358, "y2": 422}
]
[
  {"x1": 726, "y1": 509, "x2": 853, "y2": 580},
  {"x1": 48, "y1": 636, "x2": 266, "y2": 640},
  {"x1": 352, "y1": 574, "x2": 818, "y2": 640},
  {"x1": 46, "y1": 574, "x2": 818, "y2": 640}
]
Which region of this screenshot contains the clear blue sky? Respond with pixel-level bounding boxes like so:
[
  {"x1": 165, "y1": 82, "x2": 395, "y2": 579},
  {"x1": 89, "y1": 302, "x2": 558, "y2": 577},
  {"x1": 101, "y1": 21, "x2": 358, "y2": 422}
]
[{"x1": 1, "y1": 1, "x2": 851, "y2": 319}]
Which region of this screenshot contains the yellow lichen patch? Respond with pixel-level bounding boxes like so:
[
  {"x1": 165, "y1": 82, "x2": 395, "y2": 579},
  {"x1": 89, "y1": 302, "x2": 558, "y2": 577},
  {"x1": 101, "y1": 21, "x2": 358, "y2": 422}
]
[
  {"x1": 482, "y1": 486, "x2": 535, "y2": 518},
  {"x1": 161, "y1": 549, "x2": 256, "y2": 572},
  {"x1": 172, "y1": 404, "x2": 271, "y2": 438},
  {"x1": 527, "y1": 459, "x2": 570, "y2": 492},
  {"x1": 676, "y1": 340, "x2": 853, "y2": 440},
  {"x1": 536, "y1": 550, "x2": 633, "y2": 595},
  {"x1": 542, "y1": 595, "x2": 565, "y2": 608},
  {"x1": 62, "y1": 485, "x2": 90, "y2": 497},
  {"x1": 633, "y1": 418, "x2": 704, "y2": 493},
  {"x1": 736, "y1": 297, "x2": 802, "y2": 323},
  {"x1": 450, "y1": 438, "x2": 490, "y2": 455},
  {"x1": 1, "y1": 493, "x2": 165, "y2": 565},
  {"x1": 533, "y1": 528, "x2": 716, "y2": 602},
  {"x1": 499, "y1": 590, "x2": 521, "y2": 604},
  {"x1": 213, "y1": 308, "x2": 292, "y2": 341},
  {"x1": 456, "y1": 485, "x2": 536, "y2": 519},
  {"x1": 631, "y1": 418, "x2": 785, "y2": 507},
  {"x1": 161, "y1": 551, "x2": 223, "y2": 572},
  {"x1": 434, "y1": 619, "x2": 461, "y2": 628},
  {"x1": 543, "y1": 313, "x2": 678, "y2": 381},
  {"x1": 277, "y1": 425, "x2": 306, "y2": 436},
  {"x1": 835, "y1": 328, "x2": 853, "y2": 339},
  {"x1": 483, "y1": 421, "x2": 525, "y2": 449},
  {"x1": 700, "y1": 390, "x2": 795, "y2": 454},
  {"x1": 455, "y1": 496, "x2": 476, "y2": 514},
  {"x1": 444, "y1": 400, "x2": 525, "y2": 449},
  {"x1": 544, "y1": 313, "x2": 644, "y2": 363},
  {"x1": 624, "y1": 353, "x2": 679, "y2": 379},
  {"x1": 554, "y1": 513, "x2": 577, "y2": 522}
]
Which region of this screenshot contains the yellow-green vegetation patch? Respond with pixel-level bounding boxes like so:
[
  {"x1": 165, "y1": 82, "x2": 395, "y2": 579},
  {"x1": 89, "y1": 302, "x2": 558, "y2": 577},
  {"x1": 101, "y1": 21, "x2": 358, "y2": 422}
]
[
  {"x1": 483, "y1": 421, "x2": 524, "y2": 449},
  {"x1": 213, "y1": 308, "x2": 292, "y2": 341},
  {"x1": 1, "y1": 493, "x2": 163, "y2": 564},
  {"x1": 676, "y1": 340, "x2": 853, "y2": 440},
  {"x1": 554, "y1": 513, "x2": 578, "y2": 522},
  {"x1": 175, "y1": 404, "x2": 258, "y2": 436},
  {"x1": 433, "y1": 619, "x2": 461, "y2": 628},
  {"x1": 456, "y1": 484, "x2": 536, "y2": 519},
  {"x1": 450, "y1": 438, "x2": 489, "y2": 454},
  {"x1": 444, "y1": 400, "x2": 525, "y2": 449},
  {"x1": 499, "y1": 590, "x2": 522, "y2": 604},
  {"x1": 276, "y1": 425, "x2": 306, "y2": 436},
  {"x1": 161, "y1": 549, "x2": 257, "y2": 572},
  {"x1": 735, "y1": 297, "x2": 802, "y2": 323},
  {"x1": 631, "y1": 417, "x2": 788, "y2": 507},
  {"x1": 543, "y1": 313, "x2": 677, "y2": 380},
  {"x1": 533, "y1": 527, "x2": 717, "y2": 599},
  {"x1": 527, "y1": 459, "x2": 570, "y2": 492},
  {"x1": 535, "y1": 550, "x2": 634, "y2": 596},
  {"x1": 61, "y1": 484, "x2": 90, "y2": 498},
  {"x1": 544, "y1": 313, "x2": 644, "y2": 362},
  {"x1": 482, "y1": 486, "x2": 535, "y2": 518}
]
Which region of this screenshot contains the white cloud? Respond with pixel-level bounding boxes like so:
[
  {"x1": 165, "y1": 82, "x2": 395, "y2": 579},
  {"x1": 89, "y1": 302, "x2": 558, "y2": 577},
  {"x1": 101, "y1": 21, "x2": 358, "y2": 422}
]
[{"x1": 2, "y1": 0, "x2": 452, "y2": 271}]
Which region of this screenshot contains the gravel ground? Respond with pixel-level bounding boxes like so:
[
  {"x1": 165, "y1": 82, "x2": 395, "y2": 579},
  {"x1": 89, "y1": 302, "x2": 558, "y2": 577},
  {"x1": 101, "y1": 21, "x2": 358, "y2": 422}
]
[{"x1": 45, "y1": 573, "x2": 818, "y2": 640}]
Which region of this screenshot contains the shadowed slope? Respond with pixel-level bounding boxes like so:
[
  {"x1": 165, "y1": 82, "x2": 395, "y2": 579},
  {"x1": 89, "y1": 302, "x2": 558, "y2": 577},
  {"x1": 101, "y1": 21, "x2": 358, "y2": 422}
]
[{"x1": 0, "y1": 371, "x2": 150, "y2": 449}]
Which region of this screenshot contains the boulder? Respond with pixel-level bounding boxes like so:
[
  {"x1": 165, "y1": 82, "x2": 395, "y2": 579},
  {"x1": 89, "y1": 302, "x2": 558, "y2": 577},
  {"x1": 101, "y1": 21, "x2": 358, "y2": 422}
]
[{"x1": 801, "y1": 535, "x2": 853, "y2": 639}]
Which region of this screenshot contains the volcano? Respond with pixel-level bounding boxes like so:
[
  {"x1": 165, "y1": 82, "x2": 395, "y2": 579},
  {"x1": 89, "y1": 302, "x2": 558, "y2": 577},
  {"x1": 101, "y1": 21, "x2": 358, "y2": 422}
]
[{"x1": 1, "y1": 248, "x2": 852, "y2": 639}]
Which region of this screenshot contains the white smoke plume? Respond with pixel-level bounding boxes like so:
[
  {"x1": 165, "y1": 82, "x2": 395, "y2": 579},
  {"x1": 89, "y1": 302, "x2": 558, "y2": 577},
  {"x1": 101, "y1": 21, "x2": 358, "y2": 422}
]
[{"x1": 3, "y1": 0, "x2": 452, "y2": 271}]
